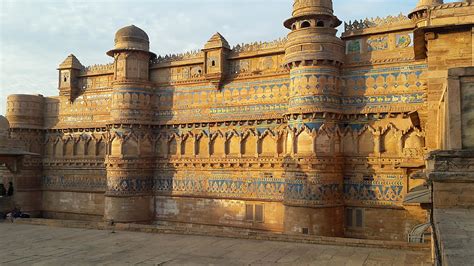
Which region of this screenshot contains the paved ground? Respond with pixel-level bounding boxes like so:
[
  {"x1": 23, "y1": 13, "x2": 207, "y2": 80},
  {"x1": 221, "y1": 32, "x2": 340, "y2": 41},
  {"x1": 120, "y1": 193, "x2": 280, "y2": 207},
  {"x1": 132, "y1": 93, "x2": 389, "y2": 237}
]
[
  {"x1": 0, "y1": 223, "x2": 430, "y2": 265},
  {"x1": 434, "y1": 208, "x2": 474, "y2": 265}
]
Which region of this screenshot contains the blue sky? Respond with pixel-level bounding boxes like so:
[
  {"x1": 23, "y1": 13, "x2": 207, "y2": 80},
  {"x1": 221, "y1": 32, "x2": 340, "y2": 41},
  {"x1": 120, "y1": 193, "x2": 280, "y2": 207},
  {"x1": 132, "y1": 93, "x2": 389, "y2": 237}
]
[{"x1": 0, "y1": 0, "x2": 455, "y2": 115}]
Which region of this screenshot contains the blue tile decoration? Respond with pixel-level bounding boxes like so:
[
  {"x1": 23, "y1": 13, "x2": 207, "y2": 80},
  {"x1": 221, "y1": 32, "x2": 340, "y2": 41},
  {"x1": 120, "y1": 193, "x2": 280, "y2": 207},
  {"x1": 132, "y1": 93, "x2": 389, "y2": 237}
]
[
  {"x1": 343, "y1": 175, "x2": 404, "y2": 206},
  {"x1": 43, "y1": 175, "x2": 106, "y2": 192}
]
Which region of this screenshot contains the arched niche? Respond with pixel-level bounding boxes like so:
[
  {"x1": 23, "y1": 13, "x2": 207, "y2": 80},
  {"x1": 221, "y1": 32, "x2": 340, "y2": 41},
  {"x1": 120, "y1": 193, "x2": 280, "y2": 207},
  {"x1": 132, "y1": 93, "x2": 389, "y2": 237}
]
[
  {"x1": 63, "y1": 140, "x2": 74, "y2": 157},
  {"x1": 182, "y1": 136, "x2": 195, "y2": 156},
  {"x1": 96, "y1": 140, "x2": 106, "y2": 157},
  {"x1": 296, "y1": 130, "x2": 313, "y2": 155},
  {"x1": 358, "y1": 129, "x2": 374, "y2": 155},
  {"x1": 75, "y1": 139, "x2": 85, "y2": 156},
  {"x1": 123, "y1": 137, "x2": 139, "y2": 157},
  {"x1": 286, "y1": 131, "x2": 294, "y2": 155},
  {"x1": 382, "y1": 128, "x2": 399, "y2": 155},
  {"x1": 84, "y1": 138, "x2": 93, "y2": 156},
  {"x1": 168, "y1": 137, "x2": 178, "y2": 157},
  {"x1": 140, "y1": 137, "x2": 153, "y2": 156},
  {"x1": 342, "y1": 132, "x2": 356, "y2": 155},
  {"x1": 211, "y1": 135, "x2": 226, "y2": 157},
  {"x1": 242, "y1": 134, "x2": 257, "y2": 157},
  {"x1": 45, "y1": 141, "x2": 54, "y2": 157},
  {"x1": 227, "y1": 135, "x2": 240, "y2": 156},
  {"x1": 155, "y1": 138, "x2": 168, "y2": 158},
  {"x1": 110, "y1": 138, "x2": 122, "y2": 156},
  {"x1": 53, "y1": 141, "x2": 62, "y2": 158},
  {"x1": 197, "y1": 135, "x2": 210, "y2": 158},
  {"x1": 316, "y1": 132, "x2": 331, "y2": 154},
  {"x1": 404, "y1": 131, "x2": 425, "y2": 149},
  {"x1": 259, "y1": 133, "x2": 276, "y2": 156}
]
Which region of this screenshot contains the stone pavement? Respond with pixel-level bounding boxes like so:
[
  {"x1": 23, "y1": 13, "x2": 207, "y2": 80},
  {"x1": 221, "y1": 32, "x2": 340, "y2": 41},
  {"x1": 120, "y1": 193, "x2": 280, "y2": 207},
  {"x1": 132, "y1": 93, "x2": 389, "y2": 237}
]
[
  {"x1": 0, "y1": 223, "x2": 431, "y2": 265},
  {"x1": 434, "y1": 208, "x2": 474, "y2": 265}
]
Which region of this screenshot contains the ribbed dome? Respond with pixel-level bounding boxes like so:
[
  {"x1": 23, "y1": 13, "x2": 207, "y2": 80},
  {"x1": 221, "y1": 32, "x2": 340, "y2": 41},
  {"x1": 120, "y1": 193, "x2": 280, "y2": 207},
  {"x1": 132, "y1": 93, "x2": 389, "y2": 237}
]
[{"x1": 107, "y1": 25, "x2": 154, "y2": 57}]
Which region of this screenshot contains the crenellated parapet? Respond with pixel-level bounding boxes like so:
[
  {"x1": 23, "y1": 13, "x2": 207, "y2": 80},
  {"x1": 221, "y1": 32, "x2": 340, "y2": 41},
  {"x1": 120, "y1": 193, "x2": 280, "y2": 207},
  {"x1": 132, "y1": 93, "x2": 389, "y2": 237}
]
[
  {"x1": 344, "y1": 14, "x2": 411, "y2": 33},
  {"x1": 80, "y1": 63, "x2": 114, "y2": 75}
]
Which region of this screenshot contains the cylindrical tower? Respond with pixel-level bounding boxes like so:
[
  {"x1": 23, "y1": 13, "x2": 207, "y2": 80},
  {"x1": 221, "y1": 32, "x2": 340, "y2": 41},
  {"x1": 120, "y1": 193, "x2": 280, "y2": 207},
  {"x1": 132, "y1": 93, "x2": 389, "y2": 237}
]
[
  {"x1": 408, "y1": 0, "x2": 444, "y2": 20},
  {"x1": 5, "y1": 96, "x2": 44, "y2": 217},
  {"x1": 282, "y1": 0, "x2": 344, "y2": 237},
  {"x1": 6, "y1": 94, "x2": 44, "y2": 129},
  {"x1": 284, "y1": 0, "x2": 343, "y2": 115},
  {"x1": 104, "y1": 25, "x2": 156, "y2": 223}
]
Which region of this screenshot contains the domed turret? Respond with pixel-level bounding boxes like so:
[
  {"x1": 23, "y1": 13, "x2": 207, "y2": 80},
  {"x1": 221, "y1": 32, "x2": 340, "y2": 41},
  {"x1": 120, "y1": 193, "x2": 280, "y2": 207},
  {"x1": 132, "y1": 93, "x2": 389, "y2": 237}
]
[
  {"x1": 408, "y1": 0, "x2": 444, "y2": 19},
  {"x1": 283, "y1": 0, "x2": 344, "y2": 67},
  {"x1": 284, "y1": 0, "x2": 341, "y2": 29},
  {"x1": 283, "y1": 0, "x2": 344, "y2": 114},
  {"x1": 293, "y1": 0, "x2": 333, "y2": 16},
  {"x1": 107, "y1": 25, "x2": 155, "y2": 57}
]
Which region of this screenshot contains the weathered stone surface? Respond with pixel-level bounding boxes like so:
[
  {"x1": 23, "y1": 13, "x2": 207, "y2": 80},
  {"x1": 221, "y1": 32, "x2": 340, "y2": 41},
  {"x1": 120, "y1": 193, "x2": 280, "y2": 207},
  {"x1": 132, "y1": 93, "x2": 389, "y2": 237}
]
[
  {"x1": 0, "y1": 223, "x2": 431, "y2": 265},
  {"x1": 434, "y1": 209, "x2": 474, "y2": 266}
]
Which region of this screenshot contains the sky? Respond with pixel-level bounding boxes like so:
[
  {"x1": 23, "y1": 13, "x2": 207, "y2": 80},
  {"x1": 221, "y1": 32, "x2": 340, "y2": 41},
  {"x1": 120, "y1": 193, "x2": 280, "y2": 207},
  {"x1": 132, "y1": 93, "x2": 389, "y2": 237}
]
[{"x1": 0, "y1": 0, "x2": 456, "y2": 115}]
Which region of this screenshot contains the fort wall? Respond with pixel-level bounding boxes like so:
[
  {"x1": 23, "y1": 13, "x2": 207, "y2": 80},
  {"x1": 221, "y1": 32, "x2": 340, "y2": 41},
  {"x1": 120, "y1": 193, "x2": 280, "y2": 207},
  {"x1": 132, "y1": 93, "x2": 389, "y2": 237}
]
[{"x1": 2, "y1": 0, "x2": 473, "y2": 241}]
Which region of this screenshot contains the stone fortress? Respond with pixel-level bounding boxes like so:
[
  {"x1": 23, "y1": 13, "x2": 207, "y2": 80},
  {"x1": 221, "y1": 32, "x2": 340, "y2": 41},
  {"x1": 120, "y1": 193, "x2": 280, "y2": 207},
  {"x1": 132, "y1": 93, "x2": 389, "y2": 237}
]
[{"x1": 1, "y1": 0, "x2": 473, "y2": 245}]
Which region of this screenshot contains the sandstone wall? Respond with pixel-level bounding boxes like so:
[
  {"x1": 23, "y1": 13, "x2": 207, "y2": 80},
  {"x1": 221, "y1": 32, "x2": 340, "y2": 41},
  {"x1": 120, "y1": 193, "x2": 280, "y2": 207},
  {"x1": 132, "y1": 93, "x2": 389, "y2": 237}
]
[{"x1": 42, "y1": 191, "x2": 104, "y2": 221}]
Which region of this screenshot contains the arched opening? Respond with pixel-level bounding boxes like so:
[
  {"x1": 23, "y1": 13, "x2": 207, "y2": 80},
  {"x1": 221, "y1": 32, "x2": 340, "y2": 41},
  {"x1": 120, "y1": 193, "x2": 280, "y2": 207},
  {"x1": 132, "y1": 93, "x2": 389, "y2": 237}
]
[
  {"x1": 301, "y1": 21, "x2": 311, "y2": 28},
  {"x1": 211, "y1": 60, "x2": 216, "y2": 67},
  {"x1": 317, "y1": 21, "x2": 325, "y2": 27},
  {"x1": 292, "y1": 24, "x2": 297, "y2": 30}
]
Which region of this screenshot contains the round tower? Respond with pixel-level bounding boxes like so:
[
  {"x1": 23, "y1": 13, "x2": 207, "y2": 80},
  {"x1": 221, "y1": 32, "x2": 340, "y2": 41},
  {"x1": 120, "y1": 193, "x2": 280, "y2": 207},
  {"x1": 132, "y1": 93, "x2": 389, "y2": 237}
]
[
  {"x1": 104, "y1": 25, "x2": 156, "y2": 223},
  {"x1": 6, "y1": 94, "x2": 44, "y2": 129},
  {"x1": 408, "y1": 0, "x2": 444, "y2": 20},
  {"x1": 284, "y1": 0, "x2": 344, "y2": 115},
  {"x1": 107, "y1": 25, "x2": 157, "y2": 124},
  {"x1": 282, "y1": 0, "x2": 344, "y2": 237}
]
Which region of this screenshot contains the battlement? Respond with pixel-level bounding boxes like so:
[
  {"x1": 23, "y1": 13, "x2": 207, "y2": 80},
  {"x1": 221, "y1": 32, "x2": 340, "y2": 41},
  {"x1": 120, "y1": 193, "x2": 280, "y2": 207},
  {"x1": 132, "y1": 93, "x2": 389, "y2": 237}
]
[
  {"x1": 80, "y1": 63, "x2": 114, "y2": 76},
  {"x1": 343, "y1": 13, "x2": 411, "y2": 33}
]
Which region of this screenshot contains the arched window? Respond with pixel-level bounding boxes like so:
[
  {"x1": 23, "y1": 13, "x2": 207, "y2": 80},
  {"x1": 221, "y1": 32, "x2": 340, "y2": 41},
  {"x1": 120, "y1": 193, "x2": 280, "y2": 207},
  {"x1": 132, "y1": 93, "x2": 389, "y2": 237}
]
[
  {"x1": 301, "y1": 21, "x2": 311, "y2": 28},
  {"x1": 317, "y1": 21, "x2": 325, "y2": 27},
  {"x1": 292, "y1": 24, "x2": 297, "y2": 30},
  {"x1": 211, "y1": 60, "x2": 216, "y2": 67}
]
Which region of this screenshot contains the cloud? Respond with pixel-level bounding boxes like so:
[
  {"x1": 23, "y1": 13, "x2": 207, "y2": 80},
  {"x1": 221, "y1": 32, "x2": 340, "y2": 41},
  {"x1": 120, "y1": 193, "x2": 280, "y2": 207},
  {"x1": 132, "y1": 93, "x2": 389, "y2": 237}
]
[{"x1": 0, "y1": 0, "x2": 427, "y2": 115}]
